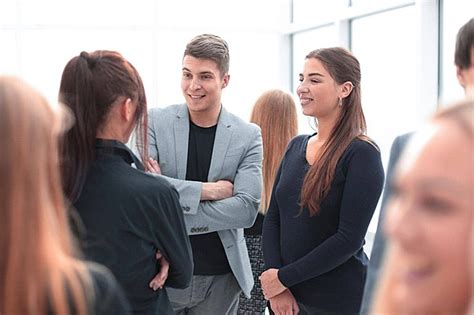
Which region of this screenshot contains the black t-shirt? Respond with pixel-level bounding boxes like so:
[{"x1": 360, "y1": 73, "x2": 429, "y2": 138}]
[{"x1": 186, "y1": 121, "x2": 231, "y2": 275}]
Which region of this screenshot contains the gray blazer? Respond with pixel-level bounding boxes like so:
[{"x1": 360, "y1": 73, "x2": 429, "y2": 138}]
[{"x1": 148, "y1": 104, "x2": 263, "y2": 297}]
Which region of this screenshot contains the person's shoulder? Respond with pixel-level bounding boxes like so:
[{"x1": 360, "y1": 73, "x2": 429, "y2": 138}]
[
  {"x1": 287, "y1": 134, "x2": 310, "y2": 149},
  {"x1": 149, "y1": 104, "x2": 184, "y2": 118},
  {"x1": 291, "y1": 134, "x2": 309, "y2": 144},
  {"x1": 114, "y1": 164, "x2": 176, "y2": 197},
  {"x1": 393, "y1": 132, "x2": 413, "y2": 149},
  {"x1": 130, "y1": 169, "x2": 176, "y2": 193},
  {"x1": 346, "y1": 137, "x2": 382, "y2": 158},
  {"x1": 224, "y1": 109, "x2": 259, "y2": 131}
]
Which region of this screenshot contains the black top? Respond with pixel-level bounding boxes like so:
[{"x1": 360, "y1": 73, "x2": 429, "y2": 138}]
[
  {"x1": 48, "y1": 262, "x2": 130, "y2": 314},
  {"x1": 186, "y1": 121, "x2": 231, "y2": 275},
  {"x1": 244, "y1": 213, "x2": 264, "y2": 236},
  {"x1": 86, "y1": 262, "x2": 131, "y2": 314},
  {"x1": 263, "y1": 135, "x2": 384, "y2": 313},
  {"x1": 73, "y1": 139, "x2": 193, "y2": 314}
]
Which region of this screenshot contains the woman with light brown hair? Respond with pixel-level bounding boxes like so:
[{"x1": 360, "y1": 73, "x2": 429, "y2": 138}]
[
  {"x1": 238, "y1": 89, "x2": 298, "y2": 314},
  {"x1": 371, "y1": 100, "x2": 474, "y2": 315},
  {"x1": 0, "y1": 76, "x2": 129, "y2": 314}
]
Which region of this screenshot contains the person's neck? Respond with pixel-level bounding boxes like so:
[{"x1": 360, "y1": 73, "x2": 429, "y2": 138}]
[
  {"x1": 315, "y1": 116, "x2": 336, "y2": 143},
  {"x1": 189, "y1": 103, "x2": 221, "y2": 127},
  {"x1": 96, "y1": 125, "x2": 129, "y2": 144}
]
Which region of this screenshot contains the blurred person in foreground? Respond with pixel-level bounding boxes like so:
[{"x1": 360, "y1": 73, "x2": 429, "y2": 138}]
[
  {"x1": 360, "y1": 17, "x2": 474, "y2": 314},
  {"x1": 58, "y1": 50, "x2": 193, "y2": 314},
  {"x1": 238, "y1": 89, "x2": 298, "y2": 314},
  {"x1": 371, "y1": 100, "x2": 473, "y2": 315},
  {"x1": 0, "y1": 76, "x2": 129, "y2": 314}
]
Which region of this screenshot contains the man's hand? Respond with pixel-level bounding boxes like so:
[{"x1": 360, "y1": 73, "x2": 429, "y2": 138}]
[
  {"x1": 260, "y1": 268, "x2": 286, "y2": 300},
  {"x1": 149, "y1": 250, "x2": 169, "y2": 291},
  {"x1": 201, "y1": 180, "x2": 233, "y2": 200},
  {"x1": 146, "y1": 158, "x2": 161, "y2": 174},
  {"x1": 269, "y1": 289, "x2": 299, "y2": 315}
]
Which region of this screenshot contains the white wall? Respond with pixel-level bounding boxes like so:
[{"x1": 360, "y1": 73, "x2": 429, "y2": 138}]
[{"x1": 0, "y1": 0, "x2": 292, "y2": 122}]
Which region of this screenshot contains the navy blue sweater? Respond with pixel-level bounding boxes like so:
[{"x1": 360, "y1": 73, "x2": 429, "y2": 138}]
[{"x1": 262, "y1": 135, "x2": 384, "y2": 313}]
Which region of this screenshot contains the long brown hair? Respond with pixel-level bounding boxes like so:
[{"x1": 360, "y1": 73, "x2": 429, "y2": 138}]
[
  {"x1": 300, "y1": 47, "x2": 374, "y2": 216},
  {"x1": 59, "y1": 50, "x2": 148, "y2": 203},
  {"x1": 0, "y1": 76, "x2": 91, "y2": 314},
  {"x1": 250, "y1": 89, "x2": 298, "y2": 214}
]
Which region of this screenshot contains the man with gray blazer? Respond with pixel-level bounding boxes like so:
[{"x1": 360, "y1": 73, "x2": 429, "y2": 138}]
[{"x1": 146, "y1": 34, "x2": 263, "y2": 314}]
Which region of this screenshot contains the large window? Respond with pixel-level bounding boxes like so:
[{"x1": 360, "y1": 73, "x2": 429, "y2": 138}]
[{"x1": 351, "y1": 5, "x2": 418, "y2": 166}]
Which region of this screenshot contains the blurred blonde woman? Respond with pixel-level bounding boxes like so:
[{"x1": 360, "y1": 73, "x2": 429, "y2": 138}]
[
  {"x1": 371, "y1": 100, "x2": 474, "y2": 315},
  {"x1": 0, "y1": 76, "x2": 129, "y2": 314},
  {"x1": 238, "y1": 89, "x2": 298, "y2": 314}
]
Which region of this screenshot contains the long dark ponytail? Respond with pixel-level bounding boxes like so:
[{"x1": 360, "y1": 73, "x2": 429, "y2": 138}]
[{"x1": 58, "y1": 50, "x2": 148, "y2": 202}]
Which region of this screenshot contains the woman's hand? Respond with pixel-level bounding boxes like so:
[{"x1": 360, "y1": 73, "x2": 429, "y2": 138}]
[
  {"x1": 146, "y1": 158, "x2": 161, "y2": 174},
  {"x1": 149, "y1": 250, "x2": 169, "y2": 291},
  {"x1": 260, "y1": 268, "x2": 287, "y2": 299},
  {"x1": 269, "y1": 289, "x2": 299, "y2": 315}
]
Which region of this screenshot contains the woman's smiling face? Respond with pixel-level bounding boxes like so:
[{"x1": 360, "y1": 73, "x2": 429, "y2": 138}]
[{"x1": 385, "y1": 119, "x2": 473, "y2": 314}]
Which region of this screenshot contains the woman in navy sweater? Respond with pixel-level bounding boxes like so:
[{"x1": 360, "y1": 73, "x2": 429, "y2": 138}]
[{"x1": 261, "y1": 47, "x2": 384, "y2": 315}]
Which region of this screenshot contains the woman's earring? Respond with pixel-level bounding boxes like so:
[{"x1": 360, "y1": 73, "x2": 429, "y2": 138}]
[{"x1": 338, "y1": 97, "x2": 342, "y2": 106}]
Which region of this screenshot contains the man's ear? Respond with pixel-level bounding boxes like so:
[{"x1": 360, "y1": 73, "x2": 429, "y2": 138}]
[
  {"x1": 456, "y1": 66, "x2": 467, "y2": 88},
  {"x1": 222, "y1": 74, "x2": 230, "y2": 88}
]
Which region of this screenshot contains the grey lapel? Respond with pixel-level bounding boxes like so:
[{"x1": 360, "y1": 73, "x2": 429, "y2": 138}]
[
  {"x1": 174, "y1": 105, "x2": 190, "y2": 180},
  {"x1": 208, "y1": 107, "x2": 232, "y2": 182}
]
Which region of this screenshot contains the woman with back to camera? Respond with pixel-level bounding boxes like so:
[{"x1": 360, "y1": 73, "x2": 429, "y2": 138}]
[
  {"x1": 261, "y1": 47, "x2": 384, "y2": 314},
  {"x1": 0, "y1": 76, "x2": 129, "y2": 314},
  {"x1": 371, "y1": 100, "x2": 473, "y2": 315},
  {"x1": 238, "y1": 89, "x2": 298, "y2": 314},
  {"x1": 58, "y1": 50, "x2": 193, "y2": 314}
]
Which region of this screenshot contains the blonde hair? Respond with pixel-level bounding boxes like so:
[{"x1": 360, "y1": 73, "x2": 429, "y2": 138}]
[
  {"x1": 250, "y1": 89, "x2": 298, "y2": 214},
  {"x1": 370, "y1": 99, "x2": 474, "y2": 314},
  {"x1": 0, "y1": 76, "x2": 91, "y2": 314}
]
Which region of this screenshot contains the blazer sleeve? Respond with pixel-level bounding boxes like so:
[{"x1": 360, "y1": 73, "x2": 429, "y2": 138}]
[
  {"x1": 160, "y1": 127, "x2": 262, "y2": 235},
  {"x1": 277, "y1": 143, "x2": 384, "y2": 288},
  {"x1": 147, "y1": 108, "x2": 160, "y2": 161}
]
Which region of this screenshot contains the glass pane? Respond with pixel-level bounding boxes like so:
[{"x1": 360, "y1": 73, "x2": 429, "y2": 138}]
[
  {"x1": 351, "y1": 5, "x2": 416, "y2": 233},
  {"x1": 292, "y1": 0, "x2": 349, "y2": 24},
  {"x1": 350, "y1": 0, "x2": 413, "y2": 8},
  {"x1": 439, "y1": 0, "x2": 474, "y2": 104},
  {"x1": 292, "y1": 25, "x2": 338, "y2": 134}
]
